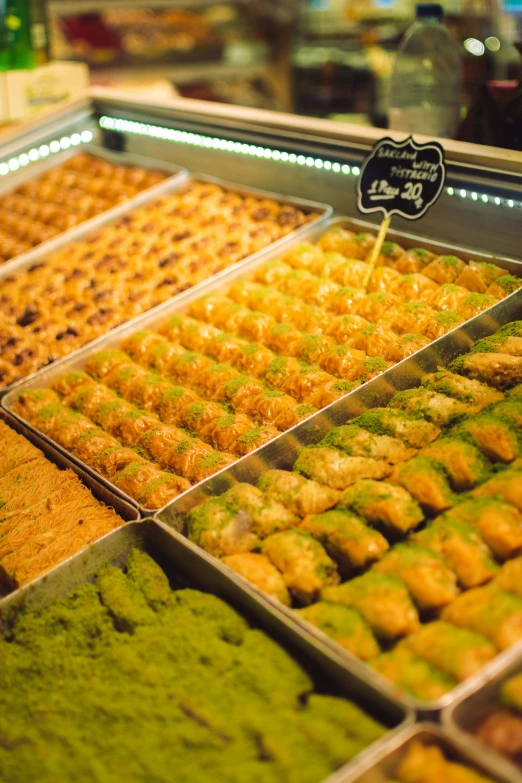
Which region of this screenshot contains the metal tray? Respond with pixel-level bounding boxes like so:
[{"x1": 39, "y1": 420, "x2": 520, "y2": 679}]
[
  {"x1": 151, "y1": 290, "x2": 522, "y2": 717},
  {"x1": 0, "y1": 143, "x2": 188, "y2": 275},
  {"x1": 0, "y1": 168, "x2": 330, "y2": 283},
  {"x1": 3, "y1": 215, "x2": 520, "y2": 516},
  {"x1": 0, "y1": 519, "x2": 412, "y2": 783},
  {"x1": 443, "y1": 649, "x2": 522, "y2": 783},
  {"x1": 337, "y1": 723, "x2": 514, "y2": 783},
  {"x1": 0, "y1": 172, "x2": 330, "y2": 395}
]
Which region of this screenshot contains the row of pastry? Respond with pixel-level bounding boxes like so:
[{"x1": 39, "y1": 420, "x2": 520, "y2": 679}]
[
  {"x1": 185, "y1": 321, "x2": 522, "y2": 702},
  {"x1": 217, "y1": 237, "x2": 520, "y2": 349},
  {"x1": 0, "y1": 152, "x2": 167, "y2": 263},
  {"x1": 9, "y1": 316, "x2": 321, "y2": 508},
  {"x1": 154, "y1": 230, "x2": 520, "y2": 403},
  {"x1": 0, "y1": 182, "x2": 318, "y2": 388}
]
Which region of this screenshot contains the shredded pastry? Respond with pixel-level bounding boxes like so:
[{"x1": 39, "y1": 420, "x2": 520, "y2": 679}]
[{"x1": 0, "y1": 419, "x2": 124, "y2": 590}]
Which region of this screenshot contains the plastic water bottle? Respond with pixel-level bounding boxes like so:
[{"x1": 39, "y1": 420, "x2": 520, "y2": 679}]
[{"x1": 389, "y1": 3, "x2": 462, "y2": 139}]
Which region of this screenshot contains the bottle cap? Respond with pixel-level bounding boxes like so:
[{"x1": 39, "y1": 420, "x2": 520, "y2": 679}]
[{"x1": 416, "y1": 3, "x2": 444, "y2": 19}]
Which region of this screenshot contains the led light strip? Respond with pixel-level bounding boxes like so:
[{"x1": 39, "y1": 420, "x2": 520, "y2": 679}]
[
  {"x1": 99, "y1": 116, "x2": 361, "y2": 176},
  {"x1": 99, "y1": 115, "x2": 522, "y2": 210},
  {"x1": 446, "y1": 186, "x2": 521, "y2": 210},
  {"x1": 0, "y1": 130, "x2": 93, "y2": 176}
]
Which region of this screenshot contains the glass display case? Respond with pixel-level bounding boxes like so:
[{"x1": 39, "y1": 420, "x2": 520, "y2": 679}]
[
  {"x1": 1, "y1": 88, "x2": 520, "y2": 258},
  {"x1": 1, "y1": 89, "x2": 522, "y2": 738}
]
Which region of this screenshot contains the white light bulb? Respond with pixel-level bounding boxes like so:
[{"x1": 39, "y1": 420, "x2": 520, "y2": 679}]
[{"x1": 464, "y1": 38, "x2": 485, "y2": 56}]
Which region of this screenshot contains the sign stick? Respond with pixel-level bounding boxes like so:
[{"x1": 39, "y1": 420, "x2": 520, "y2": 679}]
[
  {"x1": 356, "y1": 136, "x2": 446, "y2": 289},
  {"x1": 362, "y1": 215, "x2": 391, "y2": 290}
]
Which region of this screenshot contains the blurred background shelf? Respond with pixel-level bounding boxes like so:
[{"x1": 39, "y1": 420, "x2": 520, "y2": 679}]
[{"x1": 1, "y1": 0, "x2": 521, "y2": 142}]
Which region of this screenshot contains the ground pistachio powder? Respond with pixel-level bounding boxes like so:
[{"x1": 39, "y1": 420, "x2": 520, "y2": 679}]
[{"x1": 0, "y1": 549, "x2": 386, "y2": 783}]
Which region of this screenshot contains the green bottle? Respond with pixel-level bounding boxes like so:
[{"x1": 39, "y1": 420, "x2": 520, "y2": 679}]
[
  {"x1": 0, "y1": 0, "x2": 8, "y2": 70},
  {"x1": 5, "y1": 0, "x2": 35, "y2": 70},
  {"x1": 28, "y1": 0, "x2": 49, "y2": 65}
]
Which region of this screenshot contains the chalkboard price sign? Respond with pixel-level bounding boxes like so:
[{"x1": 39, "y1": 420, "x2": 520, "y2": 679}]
[{"x1": 357, "y1": 135, "x2": 446, "y2": 221}]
